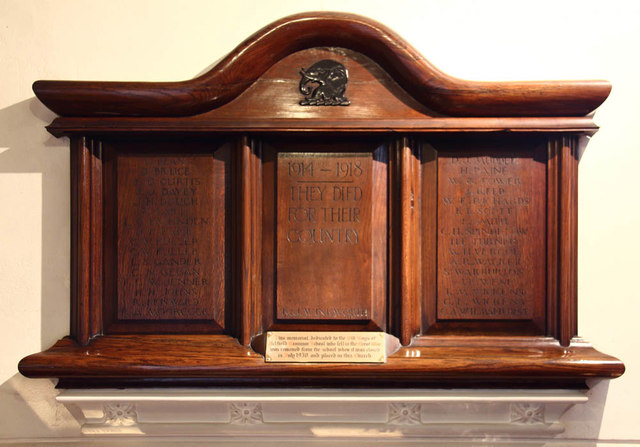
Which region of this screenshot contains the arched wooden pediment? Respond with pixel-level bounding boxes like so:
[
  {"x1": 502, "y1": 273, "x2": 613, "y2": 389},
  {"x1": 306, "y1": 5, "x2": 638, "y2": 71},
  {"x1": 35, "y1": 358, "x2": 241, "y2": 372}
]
[{"x1": 33, "y1": 12, "x2": 609, "y2": 118}]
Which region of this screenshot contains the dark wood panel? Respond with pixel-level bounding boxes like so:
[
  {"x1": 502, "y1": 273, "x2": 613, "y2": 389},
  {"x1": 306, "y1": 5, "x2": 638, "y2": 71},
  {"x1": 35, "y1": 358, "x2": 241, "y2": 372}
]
[
  {"x1": 70, "y1": 137, "x2": 103, "y2": 345},
  {"x1": 420, "y1": 143, "x2": 438, "y2": 332},
  {"x1": 102, "y1": 139, "x2": 230, "y2": 334},
  {"x1": 558, "y1": 136, "x2": 579, "y2": 346},
  {"x1": 234, "y1": 137, "x2": 262, "y2": 345},
  {"x1": 262, "y1": 137, "x2": 387, "y2": 331},
  {"x1": 277, "y1": 152, "x2": 374, "y2": 321},
  {"x1": 116, "y1": 154, "x2": 217, "y2": 321},
  {"x1": 89, "y1": 139, "x2": 104, "y2": 339},
  {"x1": 388, "y1": 139, "x2": 421, "y2": 345},
  {"x1": 418, "y1": 136, "x2": 548, "y2": 335},
  {"x1": 437, "y1": 148, "x2": 546, "y2": 325},
  {"x1": 206, "y1": 47, "x2": 435, "y2": 122},
  {"x1": 547, "y1": 139, "x2": 560, "y2": 339}
]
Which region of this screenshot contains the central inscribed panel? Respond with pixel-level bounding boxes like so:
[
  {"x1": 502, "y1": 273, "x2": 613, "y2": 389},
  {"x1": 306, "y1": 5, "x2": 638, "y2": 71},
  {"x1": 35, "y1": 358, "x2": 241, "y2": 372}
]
[{"x1": 276, "y1": 153, "x2": 373, "y2": 320}]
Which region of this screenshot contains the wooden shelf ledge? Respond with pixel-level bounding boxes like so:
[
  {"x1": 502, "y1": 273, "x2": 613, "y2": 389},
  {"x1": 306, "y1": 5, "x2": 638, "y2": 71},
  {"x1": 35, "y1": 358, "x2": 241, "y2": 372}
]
[{"x1": 18, "y1": 335, "x2": 623, "y2": 388}]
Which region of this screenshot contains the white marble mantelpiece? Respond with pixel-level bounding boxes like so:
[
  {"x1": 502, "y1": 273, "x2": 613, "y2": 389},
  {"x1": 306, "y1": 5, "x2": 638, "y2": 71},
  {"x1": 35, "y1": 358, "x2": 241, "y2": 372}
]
[{"x1": 56, "y1": 388, "x2": 586, "y2": 439}]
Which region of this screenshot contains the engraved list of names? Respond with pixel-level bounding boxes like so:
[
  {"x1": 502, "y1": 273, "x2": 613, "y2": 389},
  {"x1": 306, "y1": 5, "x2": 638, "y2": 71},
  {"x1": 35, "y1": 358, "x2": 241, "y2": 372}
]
[
  {"x1": 117, "y1": 155, "x2": 218, "y2": 321},
  {"x1": 276, "y1": 153, "x2": 374, "y2": 320},
  {"x1": 437, "y1": 151, "x2": 545, "y2": 320}
]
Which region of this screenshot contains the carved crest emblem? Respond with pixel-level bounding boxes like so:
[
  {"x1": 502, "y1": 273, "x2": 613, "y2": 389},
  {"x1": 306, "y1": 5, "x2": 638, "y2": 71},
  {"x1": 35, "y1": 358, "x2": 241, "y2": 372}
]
[{"x1": 299, "y1": 59, "x2": 350, "y2": 106}]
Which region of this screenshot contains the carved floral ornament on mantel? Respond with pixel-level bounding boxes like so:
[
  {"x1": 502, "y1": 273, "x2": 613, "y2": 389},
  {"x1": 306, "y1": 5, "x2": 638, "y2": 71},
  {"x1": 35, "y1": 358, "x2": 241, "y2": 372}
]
[
  {"x1": 57, "y1": 390, "x2": 575, "y2": 435},
  {"x1": 103, "y1": 403, "x2": 137, "y2": 426},
  {"x1": 230, "y1": 403, "x2": 264, "y2": 425}
]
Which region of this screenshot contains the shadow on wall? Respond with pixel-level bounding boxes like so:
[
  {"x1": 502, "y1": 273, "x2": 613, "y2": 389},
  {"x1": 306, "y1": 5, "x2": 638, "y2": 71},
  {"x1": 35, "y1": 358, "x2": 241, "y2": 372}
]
[
  {"x1": 0, "y1": 374, "x2": 80, "y2": 440},
  {"x1": 0, "y1": 98, "x2": 80, "y2": 440},
  {"x1": 0, "y1": 97, "x2": 70, "y2": 351},
  {"x1": 562, "y1": 379, "x2": 610, "y2": 440}
]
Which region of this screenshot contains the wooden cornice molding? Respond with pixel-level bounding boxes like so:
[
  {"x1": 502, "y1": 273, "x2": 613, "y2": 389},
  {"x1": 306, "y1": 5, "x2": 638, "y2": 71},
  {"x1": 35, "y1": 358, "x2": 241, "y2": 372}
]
[{"x1": 32, "y1": 12, "x2": 610, "y2": 118}]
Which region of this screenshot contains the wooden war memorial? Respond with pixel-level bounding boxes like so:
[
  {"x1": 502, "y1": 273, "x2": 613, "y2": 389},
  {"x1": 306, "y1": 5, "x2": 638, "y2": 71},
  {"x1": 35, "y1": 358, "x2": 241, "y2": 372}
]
[{"x1": 19, "y1": 12, "x2": 624, "y2": 388}]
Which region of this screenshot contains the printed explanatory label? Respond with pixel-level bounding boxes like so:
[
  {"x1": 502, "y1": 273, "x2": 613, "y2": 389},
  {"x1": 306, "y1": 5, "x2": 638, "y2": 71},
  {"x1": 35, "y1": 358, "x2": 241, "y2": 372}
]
[
  {"x1": 437, "y1": 152, "x2": 545, "y2": 320},
  {"x1": 276, "y1": 153, "x2": 373, "y2": 320},
  {"x1": 117, "y1": 155, "x2": 216, "y2": 320},
  {"x1": 265, "y1": 331, "x2": 386, "y2": 363}
]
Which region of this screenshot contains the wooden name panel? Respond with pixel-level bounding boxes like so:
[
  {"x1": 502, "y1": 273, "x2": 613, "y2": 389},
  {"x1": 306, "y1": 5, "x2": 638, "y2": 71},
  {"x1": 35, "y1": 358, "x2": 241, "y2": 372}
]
[
  {"x1": 437, "y1": 150, "x2": 545, "y2": 321},
  {"x1": 422, "y1": 136, "x2": 548, "y2": 334},
  {"x1": 117, "y1": 154, "x2": 216, "y2": 320},
  {"x1": 103, "y1": 140, "x2": 230, "y2": 333}
]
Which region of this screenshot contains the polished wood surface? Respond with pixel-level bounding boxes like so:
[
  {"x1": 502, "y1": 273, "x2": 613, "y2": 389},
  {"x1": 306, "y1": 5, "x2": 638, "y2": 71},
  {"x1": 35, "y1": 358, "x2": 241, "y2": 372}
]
[
  {"x1": 260, "y1": 138, "x2": 387, "y2": 332},
  {"x1": 44, "y1": 116, "x2": 601, "y2": 138},
  {"x1": 41, "y1": 44, "x2": 602, "y2": 139},
  {"x1": 557, "y1": 136, "x2": 580, "y2": 345},
  {"x1": 276, "y1": 152, "x2": 375, "y2": 321},
  {"x1": 101, "y1": 139, "x2": 231, "y2": 334},
  {"x1": 116, "y1": 154, "x2": 217, "y2": 321},
  {"x1": 19, "y1": 12, "x2": 623, "y2": 387},
  {"x1": 70, "y1": 137, "x2": 102, "y2": 344},
  {"x1": 32, "y1": 12, "x2": 609, "y2": 118},
  {"x1": 18, "y1": 335, "x2": 623, "y2": 387},
  {"x1": 435, "y1": 137, "x2": 546, "y2": 330}
]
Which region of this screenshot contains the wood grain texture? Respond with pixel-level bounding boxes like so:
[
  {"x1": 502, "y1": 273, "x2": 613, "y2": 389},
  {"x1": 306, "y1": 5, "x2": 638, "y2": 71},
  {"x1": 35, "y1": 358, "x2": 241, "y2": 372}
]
[
  {"x1": 33, "y1": 12, "x2": 609, "y2": 118},
  {"x1": 235, "y1": 137, "x2": 262, "y2": 345},
  {"x1": 115, "y1": 155, "x2": 217, "y2": 322},
  {"x1": 203, "y1": 47, "x2": 435, "y2": 123},
  {"x1": 420, "y1": 135, "x2": 548, "y2": 337},
  {"x1": 260, "y1": 137, "x2": 387, "y2": 332},
  {"x1": 558, "y1": 136, "x2": 579, "y2": 346},
  {"x1": 45, "y1": 116, "x2": 600, "y2": 137},
  {"x1": 388, "y1": 139, "x2": 421, "y2": 345},
  {"x1": 18, "y1": 334, "x2": 624, "y2": 386},
  {"x1": 70, "y1": 137, "x2": 102, "y2": 345},
  {"x1": 276, "y1": 153, "x2": 374, "y2": 322},
  {"x1": 436, "y1": 145, "x2": 546, "y2": 326},
  {"x1": 100, "y1": 139, "x2": 231, "y2": 335},
  {"x1": 547, "y1": 139, "x2": 560, "y2": 339},
  {"x1": 420, "y1": 144, "x2": 438, "y2": 332}
]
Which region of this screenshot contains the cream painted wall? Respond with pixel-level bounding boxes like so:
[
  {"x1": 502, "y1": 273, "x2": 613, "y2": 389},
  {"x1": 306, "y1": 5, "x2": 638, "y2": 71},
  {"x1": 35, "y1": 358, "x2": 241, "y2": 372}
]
[{"x1": 1, "y1": 0, "x2": 639, "y2": 444}]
